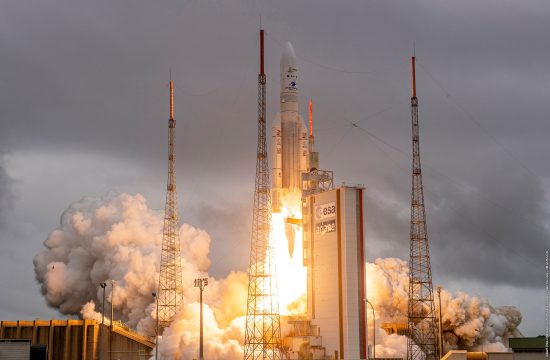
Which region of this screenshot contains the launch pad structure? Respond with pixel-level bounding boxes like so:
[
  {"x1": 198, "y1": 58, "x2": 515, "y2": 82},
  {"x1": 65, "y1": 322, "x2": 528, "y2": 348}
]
[
  {"x1": 407, "y1": 56, "x2": 439, "y2": 360},
  {"x1": 157, "y1": 79, "x2": 184, "y2": 330},
  {"x1": 243, "y1": 28, "x2": 283, "y2": 360}
]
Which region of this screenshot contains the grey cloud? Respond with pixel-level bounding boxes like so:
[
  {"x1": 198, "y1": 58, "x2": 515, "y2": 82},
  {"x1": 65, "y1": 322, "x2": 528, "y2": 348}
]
[
  {"x1": 364, "y1": 155, "x2": 548, "y2": 288},
  {"x1": 0, "y1": 0, "x2": 549, "y2": 336},
  {"x1": 428, "y1": 159, "x2": 548, "y2": 288},
  {"x1": 0, "y1": 156, "x2": 14, "y2": 229}
]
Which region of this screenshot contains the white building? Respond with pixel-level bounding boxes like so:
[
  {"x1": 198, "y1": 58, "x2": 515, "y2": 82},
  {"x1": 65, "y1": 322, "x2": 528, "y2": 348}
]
[{"x1": 302, "y1": 185, "x2": 367, "y2": 360}]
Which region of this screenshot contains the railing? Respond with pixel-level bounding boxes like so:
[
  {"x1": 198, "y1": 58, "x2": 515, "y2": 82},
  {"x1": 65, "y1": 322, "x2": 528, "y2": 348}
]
[{"x1": 110, "y1": 320, "x2": 156, "y2": 343}]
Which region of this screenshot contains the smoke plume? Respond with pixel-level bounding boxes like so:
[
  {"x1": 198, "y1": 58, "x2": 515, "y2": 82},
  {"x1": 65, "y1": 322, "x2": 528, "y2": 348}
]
[
  {"x1": 33, "y1": 192, "x2": 248, "y2": 358},
  {"x1": 366, "y1": 258, "x2": 522, "y2": 357},
  {"x1": 33, "y1": 193, "x2": 522, "y2": 359}
]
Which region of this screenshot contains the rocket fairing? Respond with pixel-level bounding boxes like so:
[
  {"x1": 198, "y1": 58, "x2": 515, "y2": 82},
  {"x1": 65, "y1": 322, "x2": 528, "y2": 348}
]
[{"x1": 271, "y1": 42, "x2": 309, "y2": 257}]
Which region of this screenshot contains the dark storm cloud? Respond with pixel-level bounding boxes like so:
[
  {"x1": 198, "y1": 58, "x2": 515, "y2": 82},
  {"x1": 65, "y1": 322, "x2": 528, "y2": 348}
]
[
  {"x1": 0, "y1": 156, "x2": 14, "y2": 228},
  {"x1": 361, "y1": 138, "x2": 549, "y2": 289},
  {"x1": 0, "y1": 0, "x2": 549, "y2": 334},
  {"x1": 0, "y1": 0, "x2": 262, "y2": 181},
  {"x1": 427, "y1": 159, "x2": 548, "y2": 288}
]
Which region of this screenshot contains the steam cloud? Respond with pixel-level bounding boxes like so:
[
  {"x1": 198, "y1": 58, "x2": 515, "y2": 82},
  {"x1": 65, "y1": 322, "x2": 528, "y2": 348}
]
[
  {"x1": 366, "y1": 258, "x2": 522, "y2": 357},
  {"x1": 34, "y1": 193, "x2": 522, "y2": 359},
  {"x1": 33, "y1": 193, "x2": 248, "y2": 359}
]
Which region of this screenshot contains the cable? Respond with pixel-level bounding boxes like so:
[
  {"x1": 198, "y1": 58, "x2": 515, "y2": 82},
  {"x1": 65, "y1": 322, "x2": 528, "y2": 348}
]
[
  {"x1": 350, "y1": 121, "x2": 550, "y2": 245},
  {"x1": 416, "y1": 59, "x2": 546, "y2": 184}
]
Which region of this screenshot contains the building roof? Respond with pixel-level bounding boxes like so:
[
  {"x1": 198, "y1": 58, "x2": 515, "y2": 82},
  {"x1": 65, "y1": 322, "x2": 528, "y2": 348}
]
[{"x1": 509, "y1": 337, "x2": 546, "y2": 351}]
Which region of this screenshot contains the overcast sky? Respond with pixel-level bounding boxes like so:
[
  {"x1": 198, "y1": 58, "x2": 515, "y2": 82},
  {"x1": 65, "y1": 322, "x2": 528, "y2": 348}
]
[{"x1": 0, "y1": 0, "x2": 548, "y2": 336}]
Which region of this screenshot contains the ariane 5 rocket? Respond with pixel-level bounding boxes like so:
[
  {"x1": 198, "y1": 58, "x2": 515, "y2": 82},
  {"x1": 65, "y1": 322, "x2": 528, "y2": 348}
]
[{"x1": 272, "y1": 42, "x2": 309, "y2": 214}]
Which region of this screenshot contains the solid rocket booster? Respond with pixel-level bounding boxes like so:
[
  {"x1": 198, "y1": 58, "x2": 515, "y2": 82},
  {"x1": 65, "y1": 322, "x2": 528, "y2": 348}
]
[{"x1": 272, "y1": 42, "x2": 309, "y2": 256}]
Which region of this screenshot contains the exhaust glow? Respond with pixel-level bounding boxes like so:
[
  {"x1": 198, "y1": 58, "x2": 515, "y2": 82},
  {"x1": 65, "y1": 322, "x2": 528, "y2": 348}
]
[{"x1": 272, "y1": 202, "x2": 307, "y2": 315}]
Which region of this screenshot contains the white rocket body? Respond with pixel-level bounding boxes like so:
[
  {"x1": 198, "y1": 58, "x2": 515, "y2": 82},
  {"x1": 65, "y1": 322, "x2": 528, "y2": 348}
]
[
  {"x1": 272, "y1": 42, "x2": 309, "y2": 213},
  {"x1": 271, "y1": 43, "x2": 309, "y2": 257}
]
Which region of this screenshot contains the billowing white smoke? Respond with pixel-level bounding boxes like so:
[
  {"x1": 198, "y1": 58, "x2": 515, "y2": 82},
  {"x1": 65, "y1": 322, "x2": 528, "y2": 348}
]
[
  {"x1": 33, "y1": 193, "x2": 248, "y2": 359},
  {"x1": 366, "y1": 258, "x2": 522, "y2": 357},
  {"x1": 33, "y1": 193, "x2": 523, "y2": 359}
]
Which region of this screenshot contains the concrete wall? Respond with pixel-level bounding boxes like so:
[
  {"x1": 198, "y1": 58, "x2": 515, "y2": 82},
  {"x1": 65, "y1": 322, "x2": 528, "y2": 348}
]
[
  {"x1": 0, "y1": 340, "x2": 31, "y2": 359},
  {"x1": 0, "y1": 319, "x2": 154, "y2": 360},
  {"x1": 512, "y1": 353, "x2": 548, "y2": 360},
  {"x1": 442, "y1": 351, "x2": 515, "y2": 360}
]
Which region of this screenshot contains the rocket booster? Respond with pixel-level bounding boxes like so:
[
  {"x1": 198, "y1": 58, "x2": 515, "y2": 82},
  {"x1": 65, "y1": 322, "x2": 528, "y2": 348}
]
[{"x1": 272, "y1": 42, "x2": 309, "y2": 213}]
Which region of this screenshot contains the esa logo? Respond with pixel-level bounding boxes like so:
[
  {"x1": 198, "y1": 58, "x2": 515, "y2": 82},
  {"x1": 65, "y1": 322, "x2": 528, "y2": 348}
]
[
  {"x1": 315, "y1": 202, "x2": 336, "y2": 220},
  {"x1": 289, "y1": 81, "x2": 296, "y2": 88}
]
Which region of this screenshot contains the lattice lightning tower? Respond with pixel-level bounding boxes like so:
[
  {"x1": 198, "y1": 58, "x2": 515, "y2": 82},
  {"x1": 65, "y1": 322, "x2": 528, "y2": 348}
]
[
  {"x1": 243, "y1": 28, "x2": 283, "y2": 360},
  {"x1": 407, "y1": 56, "x2": 439, "y2": 360},
  {"x1": 158, "y1": 79, "x2": 184, "y2": 330}
]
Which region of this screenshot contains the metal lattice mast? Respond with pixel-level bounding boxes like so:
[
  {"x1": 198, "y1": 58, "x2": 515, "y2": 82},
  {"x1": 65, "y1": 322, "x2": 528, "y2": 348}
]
[
  {"x1": 158, "y1": 79, "x2": 184, "y2": 330},
  {"x1": 407, "y1": 56, "x2": 439, "y2": 360},
  {"x1": 243, "y1": 28, "x2": 283, "y2": 360}
]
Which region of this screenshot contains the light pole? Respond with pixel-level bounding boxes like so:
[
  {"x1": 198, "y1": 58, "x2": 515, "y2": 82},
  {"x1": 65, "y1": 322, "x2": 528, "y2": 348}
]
[
  {"x1": 365, "y1": 299, "x2": 375, "y2": 360},
  {"x1": 100, "y1": 283, "x2": 107, "y2": 325},
  {"x1": 194, "y1": 277, "x2": 208, "y2": 360},
  {"x1": 152, "y1": 292, "x2": 159, "y2": 360},
  {"x1": 437, "y1": 286, "x2": 443, "y2": 359},
  {"x1": 110, "y1": 280, "x2": 115, "y2": 360},
  {"x1": 100, "y1": 282, "x2": 107, "y2": 360},
  {"x1": 110, "y1": 280, "x2": 116, "y2": 327}
]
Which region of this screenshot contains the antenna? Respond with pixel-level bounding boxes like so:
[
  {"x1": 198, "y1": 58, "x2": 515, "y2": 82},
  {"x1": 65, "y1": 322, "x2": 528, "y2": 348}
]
[
  {"x1": 411, "y1": 56, "x2": 417, "y2": 98},
  {"x1": 308, "y1": 99, "x2": 315, "y2": 154},
  {"x1": 309, "y1": 99, "x2": 313, "y2": 138},
  {"x1": 260, "y1": 29, "x2": 265, "y2": 75},
  {"x1": 243, "y1": 27, "x2": 283, "y2": 360},
  {"x1": 407, "y1": 54, "x2": 439, "y2": 360},
  {"x1": 169, "y1": 80, "x2": 174, "y2": 120},
  {"x1": 158, "y1": 77, "x2": 184, "y2": 330}
]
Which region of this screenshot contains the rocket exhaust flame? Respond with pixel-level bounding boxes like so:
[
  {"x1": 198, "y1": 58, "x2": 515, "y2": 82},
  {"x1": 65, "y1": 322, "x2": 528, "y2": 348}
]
[
  {"x1": 272, "y1": 206, "x2": 307, "y2": 316},
  {"x1": 271, "y1": 190, "x2": 308, "y2": 315}
]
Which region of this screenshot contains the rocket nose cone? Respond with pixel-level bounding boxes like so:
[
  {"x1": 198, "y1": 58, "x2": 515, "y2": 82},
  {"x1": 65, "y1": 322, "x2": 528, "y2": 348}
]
[
  {"x1": 281, "y1": 41, "x2": 298, "y2": 94},
  {"x1": 281, "y1": 42, "x2": 296, "y2": 66}
]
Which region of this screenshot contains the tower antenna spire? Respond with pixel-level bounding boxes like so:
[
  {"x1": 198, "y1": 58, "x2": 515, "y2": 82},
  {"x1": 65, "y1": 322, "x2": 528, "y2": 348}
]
[
  {"x1": 309, "y1": 99, "x2": 314, "y2": 151},
  {"x1": 158, "y1": 76, "x2": 184, "y2": 330},
  {"x1": 243, "y1": 27, "x2": 283, "y2": 360},
  {"x1": 407, "y1": 54, "x2": 439, "y2": 360},
  {"x1": 170, "y1": 77, "x2": 174, "y2": 120},
  {"x1": 411, "y1": 56, "x2": 417, "y2": 98}
]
